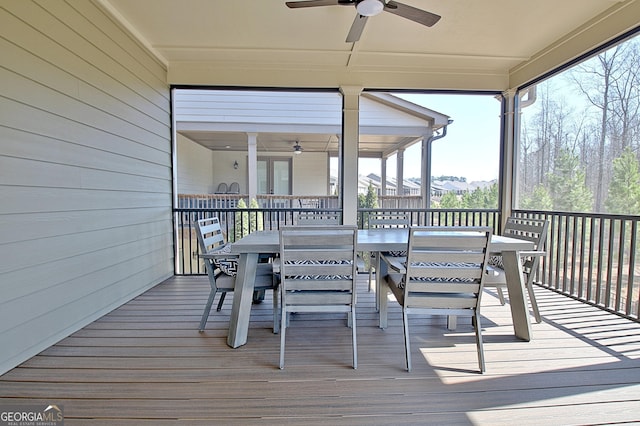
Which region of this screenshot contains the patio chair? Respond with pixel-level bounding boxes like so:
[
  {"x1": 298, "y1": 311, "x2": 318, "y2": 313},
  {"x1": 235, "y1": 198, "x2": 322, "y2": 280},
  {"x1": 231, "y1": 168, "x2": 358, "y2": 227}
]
[
  {"x1": 195, "y1": 217, "x2": 279, "y2": 333},
  {"x1": 380, "y1": 226, "x2": 492, "y2": 373},
  {"x1": 484, "y1": 217, "x2": 549, "y2": 323},
  {"x1": 214, "y1": 182, "x2": 228, "y2": 194},
  {"x1": 278, "y1": 226, "x2": 358, "y2": 369},
  {"x1": 365, "y1": 212, "x2": 410, "y2": 294},
  {"x1": 296, "y1": 211, "x2": 341, "y2": 225},
  {"x1": 227, "y1": 182, "x2": 240, "y2": 193}
]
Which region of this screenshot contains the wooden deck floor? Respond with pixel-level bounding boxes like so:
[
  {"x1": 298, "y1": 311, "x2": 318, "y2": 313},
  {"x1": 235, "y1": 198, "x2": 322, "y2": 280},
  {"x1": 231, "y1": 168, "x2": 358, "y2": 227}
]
[{"x1": 2, "y1": 275, "x2": 640, "y2": 425}]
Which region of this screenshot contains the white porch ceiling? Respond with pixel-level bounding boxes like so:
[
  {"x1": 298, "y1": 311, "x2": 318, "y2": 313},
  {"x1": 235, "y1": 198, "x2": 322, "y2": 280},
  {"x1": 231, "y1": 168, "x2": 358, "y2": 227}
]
[{"x1": 99, "y1": 0, "x2": 639, "y2": 90}]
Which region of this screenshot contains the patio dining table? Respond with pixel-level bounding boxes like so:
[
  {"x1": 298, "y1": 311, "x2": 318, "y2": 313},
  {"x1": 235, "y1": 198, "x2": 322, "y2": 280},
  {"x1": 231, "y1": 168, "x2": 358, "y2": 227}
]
[{"x1": 227, "y1": 228, "x2": 535, "y2": 348}]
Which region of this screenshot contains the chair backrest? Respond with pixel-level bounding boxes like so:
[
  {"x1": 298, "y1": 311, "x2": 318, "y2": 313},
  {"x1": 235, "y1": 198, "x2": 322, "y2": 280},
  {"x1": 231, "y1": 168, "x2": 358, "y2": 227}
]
[
  {"x1": 215, "y1": 182, "x2": 228, "y2": 194},
  {"x1": 404, "y1": 227, "x2": 492, "y2": 311},
  {"x1": 503, "y1": 217, "x2": 548, "y2": 247},
  {"x1": 502, "y1": 217, "x2": 549, "y2": 269},
  {"x1": 296, "y1": 211, "x2": 341, "y2": 225},
  {"x1": 279, "y1": 226, "x2": 358, "y2": 304},
  {"x1": 227, "y1": 182, "x2": 240, "y2": 193},
  {"x1": 368, "y1": 212, "x2": 410, "y2": 229},
  {"x1": 195, "y1": 217, "x2": 227, "y2": 254}
]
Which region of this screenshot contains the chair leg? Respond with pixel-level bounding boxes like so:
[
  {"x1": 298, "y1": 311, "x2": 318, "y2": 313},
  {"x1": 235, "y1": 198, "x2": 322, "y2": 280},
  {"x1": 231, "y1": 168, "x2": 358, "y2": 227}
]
[
  {"x1": 279, "y1": 296, "x2": 287, "y2": 369},
  {"x1": 367, "y1": 252, "x2": 374, "y2": 292},
  {"x1": 526, "y1": 276, "x2": 543, "y2": 323},
  {"x1": 272, "y1": 288, "x2": 280, "y2": 334},
  {"x1": 199, "y1": 289, "x2": 218, "y2": 332},
  {"x1": 402, "y1": 308, "x2": 411, "y2": 372},
  {"x1": 216, "y1": 292, "x2": 226, "y2": 311},
  {"x1": 374, "y1": 253, "x2": 381, "y2": 312},
  {"x1": 447, "y1": 315, "x2": 457, "y2": 330},
  {"x1": 351, "y1": 305, "x2": 358, "y2": 369},
  {"x1": 379, "y1": 278, "x2": 389, "y2": 329},
  {"x1": 474, "y1": 310, "x2": 485, "y2": 373},
  {"x1": 496, "y1": 286, "x2": 506, "y2": 305}
]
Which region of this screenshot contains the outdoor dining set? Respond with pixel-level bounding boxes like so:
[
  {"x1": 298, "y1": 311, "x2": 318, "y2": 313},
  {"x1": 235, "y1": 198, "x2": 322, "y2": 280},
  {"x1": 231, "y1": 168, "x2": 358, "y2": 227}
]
[{"x1": 195, "y1": 214, "x2": 547, "y2": 373}]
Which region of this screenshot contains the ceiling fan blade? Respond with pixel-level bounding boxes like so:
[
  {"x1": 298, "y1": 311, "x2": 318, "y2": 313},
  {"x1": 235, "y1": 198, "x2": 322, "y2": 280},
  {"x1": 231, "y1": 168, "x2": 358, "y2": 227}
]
[
  {"x1": 285, "y1": 0, "x2": 343, "y2": 8},
  {"x1": 383, "y1": 1, "x2": 441, "y2": 27},
  {"x1": 346, "y1": 14, "x2": 368, "y2": 42}
]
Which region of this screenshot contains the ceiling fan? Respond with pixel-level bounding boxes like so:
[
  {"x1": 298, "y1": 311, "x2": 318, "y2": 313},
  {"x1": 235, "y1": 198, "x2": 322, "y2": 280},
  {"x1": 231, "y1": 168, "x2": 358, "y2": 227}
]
[
  {"x1": 285, "y1": 0, "x2": 441, "y2": 43},
  {"x1": 293, "y1": 141, "x2": 304, "y2": 155}
]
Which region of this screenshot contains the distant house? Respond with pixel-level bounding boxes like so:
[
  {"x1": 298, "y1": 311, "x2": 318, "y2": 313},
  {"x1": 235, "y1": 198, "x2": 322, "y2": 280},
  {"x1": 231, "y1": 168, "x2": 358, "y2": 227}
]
[{"x1": 432, "y1": 179, "x2": 497, "y2": 199}]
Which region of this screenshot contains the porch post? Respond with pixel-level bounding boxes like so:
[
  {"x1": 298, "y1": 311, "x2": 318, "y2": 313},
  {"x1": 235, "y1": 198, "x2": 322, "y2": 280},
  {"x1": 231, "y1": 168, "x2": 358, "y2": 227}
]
[
  {"x1": 421, "y1": 136, "x2": 432, "y2": 211},
  {"x1": 381, "y1": 158, "x2": 387, "y2": 197},
  {"x1": 247, "y1": 132, "x2": 258, "y2": 202},
  {"x1": 500, "y1": 90, "x2": 516, "y2": 229},
  {"x1": 340, "y1": 86, "x2": 362, "y2": 226},
  {"x1": 397, "y1": 148, "x2": 405, "y2": 195}
]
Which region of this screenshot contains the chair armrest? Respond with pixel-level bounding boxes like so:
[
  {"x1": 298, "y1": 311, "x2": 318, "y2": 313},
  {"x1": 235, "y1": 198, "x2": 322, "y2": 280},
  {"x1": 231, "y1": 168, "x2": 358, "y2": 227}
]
[
  {"x1": 519, "y1": 250, "x2": 546, "y2": 257},
  {"x1": 200, "y1": 252, "x2": 239, "y2": 260},
  {"x1": 380, "y1": 253, "x2": 406, "y2": 274}
]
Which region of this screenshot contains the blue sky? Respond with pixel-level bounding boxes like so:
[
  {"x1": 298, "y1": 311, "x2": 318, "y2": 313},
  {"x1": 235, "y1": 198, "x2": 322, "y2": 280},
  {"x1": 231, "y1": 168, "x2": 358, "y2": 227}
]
[{"x1": 360, "y1": 93, "x2": 501, "y2": 182}]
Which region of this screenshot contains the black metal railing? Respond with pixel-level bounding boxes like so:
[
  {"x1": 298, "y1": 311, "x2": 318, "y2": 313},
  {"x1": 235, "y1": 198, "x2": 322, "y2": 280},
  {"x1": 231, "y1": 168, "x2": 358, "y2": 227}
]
[
  {"x1": 174, "y1": 207, "x2": 499, "y2": 275},
  {"x1": 174, "y1": 205, "x2": 640, "y2": 322},
  {"x1": 513, "y1": 210, "x2": 639, "y2": 321}
]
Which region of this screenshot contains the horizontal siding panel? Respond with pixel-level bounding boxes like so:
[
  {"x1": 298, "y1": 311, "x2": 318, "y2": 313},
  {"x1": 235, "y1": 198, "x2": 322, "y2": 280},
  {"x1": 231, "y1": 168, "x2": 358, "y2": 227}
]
[
  {"x1": 0, "y1": 157, "x2": 171, "y2": 193},
  {"x1": 0, "y1": 235, "x2": 173, "y2": 324},
  {"x1": 0, "y1": 126, "x2": 170, "y2": 180},
  {"x1": 0, "y1": 187, "x2": 170, "y2": 215},
  {"x1": 0, "y1": 218, "x2": 172, "y2": 275},
  {"x1": 1, "y1": 0, "x2": 171, "y2": 376},
  {"x1": 0, "y1": 35, "x2": 168, "y2": 136},
  {"x1": 2, "y1": 1, "x2": 169, "y2": 122},
  {"x1": 0, "y1": 100, "x2": 170, "y2": 167},
  {"x1": 0, "y1": 208, "x2": 171, "y2": 245},
  {"x1": 174, "y1": 90, "x2": 341, "y2": 125},
  {"x1": 0, "y1": 223, "x2": 172, "y2": 304},
  {"x1": 1, "y1": 67, "x2": 168, "y2": 151},
  {"x1": 56, "y1": 0, "x2": 169, "y2": 101}
]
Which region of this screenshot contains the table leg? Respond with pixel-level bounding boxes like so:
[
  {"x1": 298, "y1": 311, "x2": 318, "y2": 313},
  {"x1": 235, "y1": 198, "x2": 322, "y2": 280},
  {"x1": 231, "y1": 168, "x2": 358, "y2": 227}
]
[
  {"x1": 227, "y1": 252, "x2": 259, "y2": 348},
  {"x1": 377, "y1": 253, "x2": 388, "y2": 329},
  {"x1": 502, "y1": 250, "x2": 532, "y2": 341}
]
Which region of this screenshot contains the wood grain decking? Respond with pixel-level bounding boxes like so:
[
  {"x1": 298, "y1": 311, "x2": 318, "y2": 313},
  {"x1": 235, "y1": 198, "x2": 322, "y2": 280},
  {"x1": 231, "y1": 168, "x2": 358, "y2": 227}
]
[{"x1": 1, "y1": 275, "x2": 640, "y2": 425}]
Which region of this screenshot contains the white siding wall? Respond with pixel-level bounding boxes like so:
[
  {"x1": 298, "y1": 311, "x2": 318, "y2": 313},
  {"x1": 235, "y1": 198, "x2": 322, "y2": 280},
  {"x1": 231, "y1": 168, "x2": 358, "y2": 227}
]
[
  {"x1": 0, "y1": 0, "x2": 172, "y2": 374},
  {"x1": 176, "y1": 134, "x2": 215, "y2": 194},
  {"x1": 292, "y1": 153, "x2": 329, "y2": 195}
]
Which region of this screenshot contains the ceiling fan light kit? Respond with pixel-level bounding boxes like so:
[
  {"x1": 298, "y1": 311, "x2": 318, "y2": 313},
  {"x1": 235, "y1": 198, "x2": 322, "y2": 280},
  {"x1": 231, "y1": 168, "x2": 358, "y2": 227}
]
[
  {"x1": 285, "y1": 0, "x2": 441, "y2": 42},
  {"x1": 356, "y1": 0, "x2": 383, "y2": 16}
]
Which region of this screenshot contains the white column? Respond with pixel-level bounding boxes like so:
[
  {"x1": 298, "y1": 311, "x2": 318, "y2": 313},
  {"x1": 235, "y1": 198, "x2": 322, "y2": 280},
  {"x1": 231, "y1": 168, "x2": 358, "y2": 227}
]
[
  {"x1": 340, "y1": 86, "x2": 363, "y2": 226},
  {"x1": 247, "y1": 132, "x2": 258, "y2": 202},
  {"x1": 396, "y1": 148, "x2": 405, "y2": 195},
  {"x1": 421, "y1": 136, "x2": 431, "y2": 210},
  {"x1": 500, "y1": 90, "x2": 516, "y2": 229},
  {"x1": 381, "y1": 157, "x2": 387, "y2": 197}
]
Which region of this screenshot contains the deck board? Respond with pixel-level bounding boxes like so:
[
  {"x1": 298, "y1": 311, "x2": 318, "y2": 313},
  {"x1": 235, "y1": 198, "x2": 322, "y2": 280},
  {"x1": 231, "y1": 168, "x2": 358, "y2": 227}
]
[{"x1": 2, "y1": 275, "x2": 640, "y2": 425}]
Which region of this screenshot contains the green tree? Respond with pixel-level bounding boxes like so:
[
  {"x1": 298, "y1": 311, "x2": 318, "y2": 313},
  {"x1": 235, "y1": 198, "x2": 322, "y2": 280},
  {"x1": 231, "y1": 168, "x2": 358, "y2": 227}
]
[
  {"x1": 520, "y1": 184, "x2": 553, "y2": 210},
  {"x1": 439, "y1": 191, "x2": 461, "y2": 209},
  {"x1": 233, "y1": 198, "x2": 263, "y2": 241},
  {"x1": 462, "y1": 183, "x2": 499, "y2": 209},
  {"x1": 605, "y1": 148, "x2": 640, "y2": 214},
  {"x1": 548, "y1": 150, "x2": 593, "y2": 212},
  {"x1": 358, "y1": 182, "x2": 378, "y2": 228}
]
